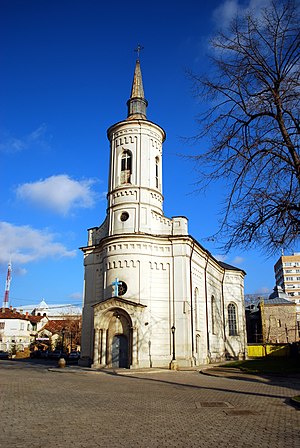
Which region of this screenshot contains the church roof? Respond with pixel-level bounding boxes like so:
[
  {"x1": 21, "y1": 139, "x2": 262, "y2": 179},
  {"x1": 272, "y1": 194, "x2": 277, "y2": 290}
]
[
  {"x1": 218, "y1": 261, "x2": 244, "y2": 273},
  {"x1": 17, "y1": 300, "x2": 82, "y2": 317},
  {"x1": 268, "y1": 285, "x2": 289, "y2": 300},
  {"x1": 130, "y1": 60, "x2": 145, "y2": 99},
  {"x1": 37, "y1": 299, "x2": 48, "y2": 309},
  {"x1": 126, "y1": 59, "x2": 148, "y2": 120},
  {"x1": 264, "y1": 297, "x2": 294, "y2": 306},
  {"x1": 264, "y1": 285, "x2": 295, "y2": 305}
]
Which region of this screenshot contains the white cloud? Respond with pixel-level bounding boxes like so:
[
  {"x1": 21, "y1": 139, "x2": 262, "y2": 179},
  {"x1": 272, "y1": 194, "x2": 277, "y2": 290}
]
[
  {"x1": 231, "y1": 256, "x2": 244, "y2": 265},
  {"x1": 0, "y1": 221, "x2": 76, "y2": 265},
  {"x1": 212, "y1": 0, "x2": 271, "y2": 29},
  {"x1": 255, "y1": 286, "x2": 271, "y2": 294},
  {"x1": 13, "y1": 267, "x2": 28, "y2": 276},
  {"x1": 0, "y1": 124, "x2": 49, "y2": 154},
  {"x1": 213, "y1": 0, "x2": 239, "y2": 25},
  {"x1": 68, "y1": 292, "x2": 83, "y2": 300},
  {"x1": 16, "y1": 174, "x2": 98, "y2": 215}
]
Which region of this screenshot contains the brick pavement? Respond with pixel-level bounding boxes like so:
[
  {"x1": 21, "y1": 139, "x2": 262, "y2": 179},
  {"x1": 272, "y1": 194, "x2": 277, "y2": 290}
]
[{"x1": 0, "y1": 359, "x2": 299, "y2": 448}]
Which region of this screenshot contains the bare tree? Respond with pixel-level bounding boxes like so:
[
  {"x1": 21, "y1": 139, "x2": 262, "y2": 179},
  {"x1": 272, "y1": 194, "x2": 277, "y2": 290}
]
[
  {"x1": 61, "y1": 317, "x2": 81, "y2": 351},
  {"x1": 189, "y1": 0, "x2": 300, "y2": 254}
]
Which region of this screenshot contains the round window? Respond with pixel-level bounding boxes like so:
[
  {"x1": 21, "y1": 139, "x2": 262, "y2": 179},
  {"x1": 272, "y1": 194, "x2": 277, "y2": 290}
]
[
  {"x1": 118, "y1": 281, "x2": 127, "y2": 296},
  {"x1": 120, "y1": 211, "x2": 129, "y2": 222}
]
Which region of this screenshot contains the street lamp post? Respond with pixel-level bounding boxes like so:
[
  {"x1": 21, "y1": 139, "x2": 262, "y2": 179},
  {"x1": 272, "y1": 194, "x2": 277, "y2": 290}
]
[
  {"x1": 169, "y1": 325, "x2": 178, "y2": 370},
  {"x1": 171, "y1": 325, "x2": 176, "y2": 361}
]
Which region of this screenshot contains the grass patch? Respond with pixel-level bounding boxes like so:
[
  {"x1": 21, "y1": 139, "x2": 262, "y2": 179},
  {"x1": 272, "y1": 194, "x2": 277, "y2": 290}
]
[
  {"x1": 221, "y1": 357, "x2": 300, "y2": 374},
  {"x1": 292, "y1": 395, "x2": 300, "y2": 403}
]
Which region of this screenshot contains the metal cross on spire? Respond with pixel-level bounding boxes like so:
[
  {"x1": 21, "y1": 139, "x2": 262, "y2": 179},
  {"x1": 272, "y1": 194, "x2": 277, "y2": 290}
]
[{"x1": 134, "y1": 44, "x2": 144, "y2": 60}]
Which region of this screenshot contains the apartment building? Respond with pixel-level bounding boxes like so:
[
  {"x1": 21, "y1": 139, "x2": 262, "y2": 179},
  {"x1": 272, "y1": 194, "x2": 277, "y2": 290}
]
[
  {"x1": 274, "y1": 253, "x2": 300, "y2": 320},
  {"x1": 274, "y1": 253, "x2": 300, "y2": 297}
]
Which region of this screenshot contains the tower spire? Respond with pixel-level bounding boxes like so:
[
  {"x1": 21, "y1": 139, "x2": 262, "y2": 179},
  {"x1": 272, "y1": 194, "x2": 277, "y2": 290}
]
[{"x1": 127, "y1": 48, "x2": 148, "y2": 120}]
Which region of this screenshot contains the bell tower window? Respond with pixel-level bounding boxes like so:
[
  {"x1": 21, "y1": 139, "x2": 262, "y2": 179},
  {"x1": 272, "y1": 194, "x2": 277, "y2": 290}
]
[
  {"x1": 155, "y1": 156, "x2": 159, "y2": 188},
  {"x1": 120, "y1": 150, "x2": 132, "y2": 184}
]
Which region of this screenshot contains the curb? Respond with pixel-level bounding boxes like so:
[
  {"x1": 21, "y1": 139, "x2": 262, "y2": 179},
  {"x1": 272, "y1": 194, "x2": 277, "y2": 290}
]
[{"x1": 48, "y1": 367, "x2": 182, "y2": 375}]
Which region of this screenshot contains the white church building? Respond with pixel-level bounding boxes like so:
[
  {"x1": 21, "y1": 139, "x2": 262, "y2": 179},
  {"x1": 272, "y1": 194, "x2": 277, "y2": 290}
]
[{"x1": 79, "y1": 59, "x2": 247, "y2": 369}]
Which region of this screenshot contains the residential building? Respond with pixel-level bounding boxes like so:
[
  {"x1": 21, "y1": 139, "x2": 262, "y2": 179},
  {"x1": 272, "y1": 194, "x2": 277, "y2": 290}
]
[
  {"x1": 245, "y1": 286, "x2": 299, "y2": 344},
  {"x1": 80, "y1": 58, "x2": 247, "y2": 369},
  {"x1": 0, "y1": 307, "x2": 47, "y2": 353},
  {"x1": 274, "y1": 252, "x2": 300, "y2": 320},
  {"x1": 36, "y1": 318, "x2": 81, "y2": 352}
]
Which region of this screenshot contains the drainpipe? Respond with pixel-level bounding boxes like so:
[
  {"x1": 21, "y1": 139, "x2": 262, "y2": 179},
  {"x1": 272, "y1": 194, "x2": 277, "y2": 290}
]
[
  {"x1": 221, "y1": 270, "x2": 227, "y2": 358},
  {"x1": 168, "y1": 238, "x2": 175, "y2": 359},
  {"x1": 204, "y1": 255, "x2": 210, "y2": 361},
  {"x1": 189, "y1": 242, "x2": 196, "y2": 366}
]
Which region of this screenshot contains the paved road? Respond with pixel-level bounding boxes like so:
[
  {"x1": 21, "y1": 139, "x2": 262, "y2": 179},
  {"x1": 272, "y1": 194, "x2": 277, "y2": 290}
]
[{"x1": 0, "y1": 359, "x2": 299, "y2": 448}]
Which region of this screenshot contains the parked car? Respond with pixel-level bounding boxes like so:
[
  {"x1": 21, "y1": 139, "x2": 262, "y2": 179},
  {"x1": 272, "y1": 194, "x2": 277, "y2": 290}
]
[
  {"x1": 0, "y1": 350, "x2": 9, "y2": 359},
  {"x1": 68, "y1": 351, "x2": 80, "y2": 360},
  {"x1": 30, "y1": 350, "x2": 42, "y2": 358},
  {"x1": 49, "y1": 350, "x2": 67, "y2": 359},
  {"x1": 40, "y1": 350, "x2": 49, "y2": 359}
]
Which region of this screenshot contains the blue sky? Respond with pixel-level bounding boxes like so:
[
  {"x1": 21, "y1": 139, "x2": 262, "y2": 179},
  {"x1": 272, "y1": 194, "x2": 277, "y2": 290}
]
[{"x1": 1, "y1": 0, "x2": 297, "y2": 308}]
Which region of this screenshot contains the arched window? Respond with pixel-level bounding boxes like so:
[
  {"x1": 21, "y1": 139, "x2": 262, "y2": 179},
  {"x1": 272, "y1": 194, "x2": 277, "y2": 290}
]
[
  {"x1": 155, "y1": 156, "x2": 159, "y2": 188},
  {"x1": 120, "y1": 150, "x2": 132, "y2": 184},
  {"x1": 211, "y1": 296, "x2": 216, "y2": 335},
  {"x1": 228, "y1": 303, "x2": 238, "y2": 336}
]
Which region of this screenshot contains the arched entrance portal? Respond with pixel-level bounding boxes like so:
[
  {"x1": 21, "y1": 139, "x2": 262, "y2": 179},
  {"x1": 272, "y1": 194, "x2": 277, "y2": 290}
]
[
  {"x1": 93, "y1": 298, "x2": 146, "y2": 369},
  {"x1": 112, "y1": 334, "x2": 129, "y2": 368},
  {"x1": 106, "y1": 308, "x2": 132, "y2": 368}
]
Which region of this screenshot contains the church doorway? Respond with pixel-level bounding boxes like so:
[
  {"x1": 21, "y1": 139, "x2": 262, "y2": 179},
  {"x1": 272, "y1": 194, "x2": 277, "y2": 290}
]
[
  {"x1": 112, "y1": 334, "x2": 129, "y2": 368},
  {"x1": 93, "y1": 303, "x2": 138, "y2": 368}
]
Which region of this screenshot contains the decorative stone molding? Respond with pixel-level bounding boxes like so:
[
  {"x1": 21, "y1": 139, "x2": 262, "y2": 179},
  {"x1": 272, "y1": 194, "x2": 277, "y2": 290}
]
[
  {"x1": 93, "y1": 297, "x2": 146, "y2": 313},
  {"x1": 151, "y1": 210, "x2": 171, "y2": 226},
  {"x1": 114, "y1": 128, "x2": 139, "y2": 138},
  {"x1": 104, "y1": 242, "x2": 170, "y2": 253},
  {"x1": 107, "y1": 259, "x2": 137, "y2": 269},
  {"x1": 150, "y1": 138, "x2": 161, "y2": 149},
  {"x1": 149, "y1": 130, "x2": 162, "y2": 141},
  {"x1": 113, "y1": 189, "x2": 137, "y2": 199},
  {"x1": 192, "y1": 267, "x2": 203, "y2": 280},
  {"x1": 150, "y1": 192, "x2": 163, "y2": 203},
  {"x1": 149, "y1": 261, "x2": 168, "y2": 270},
  {"x1": 115, "y1": 135, "x2": 135, "y2": 146}
]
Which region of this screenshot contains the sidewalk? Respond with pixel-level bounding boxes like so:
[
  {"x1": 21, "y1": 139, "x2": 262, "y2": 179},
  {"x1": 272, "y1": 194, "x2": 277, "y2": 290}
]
[
  {"x1": 49, "y1": 361, "x2": 300, "y2": 385},
  {"x1": 48, "y1": 362, "x2": 218, "y2": 375},
  {"x1": 2, "y1": 359, "x2": 300, "y2": 447}
]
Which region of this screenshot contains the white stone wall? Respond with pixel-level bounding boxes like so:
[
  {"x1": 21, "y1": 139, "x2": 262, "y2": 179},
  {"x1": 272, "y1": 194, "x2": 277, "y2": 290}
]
[
  {"x1": 81, "y1": 228, "x2": 246, "y2": 368},
  {"x1": 80, "y1": 75, "x2": 246, "y2": 368},
  {"x1": 223, "y1": 272, "x2": 247, "y2": 359}
]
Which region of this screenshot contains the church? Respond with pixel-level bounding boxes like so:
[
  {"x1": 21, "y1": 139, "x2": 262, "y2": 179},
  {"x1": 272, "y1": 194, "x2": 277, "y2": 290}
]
[{"x1": 79, "y1": 58, "x2": 247, "y2": 369}]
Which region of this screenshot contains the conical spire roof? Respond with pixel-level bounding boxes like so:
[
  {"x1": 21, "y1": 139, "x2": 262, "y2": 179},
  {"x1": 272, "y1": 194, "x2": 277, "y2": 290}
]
[
  {"x1": 130, "y1": 60, "x2": 145, "y2": 98},
  {"x1": 127, "y1": 59, "x2": 148, "y2": 120}
]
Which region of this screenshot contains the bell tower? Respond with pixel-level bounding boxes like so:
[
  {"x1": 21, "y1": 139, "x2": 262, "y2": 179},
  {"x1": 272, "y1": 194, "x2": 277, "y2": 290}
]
[{"x1": 106, "y1": 58, "x2": 166, "y2": 236}]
